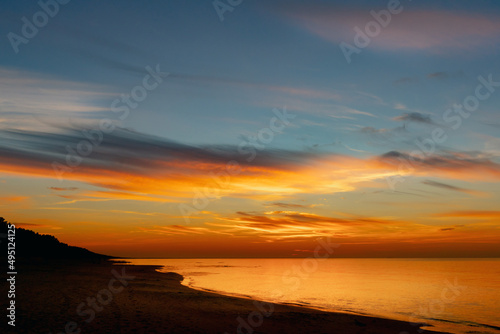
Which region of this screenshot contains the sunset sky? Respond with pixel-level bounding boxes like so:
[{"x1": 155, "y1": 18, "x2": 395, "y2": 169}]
[{"x1": 1, "y1": 0, "x2": 499, "y2": 257}]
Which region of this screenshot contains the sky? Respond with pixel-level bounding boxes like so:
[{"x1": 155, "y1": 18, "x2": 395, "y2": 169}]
[{"x1": 0, "y1": 0, "x2": 499, "y2": 258}]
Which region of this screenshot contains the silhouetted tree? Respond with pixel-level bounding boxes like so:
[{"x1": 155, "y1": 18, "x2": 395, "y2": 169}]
[{"x1": 0, "y1": 216, "x2": 112, "y2": 260}]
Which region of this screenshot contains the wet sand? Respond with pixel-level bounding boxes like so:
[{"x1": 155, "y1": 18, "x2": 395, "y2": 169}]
[{"x1": 1, "y1": 260, "x2": 449, "y2": 334}]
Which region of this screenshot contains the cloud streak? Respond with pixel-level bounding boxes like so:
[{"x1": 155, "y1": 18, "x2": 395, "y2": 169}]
[
  {"x1": 434, "y1": 211, "x2": 500, "y2": 219},
  {"x1": 422, "y1": 180, "x2": 487, "y2": 196},
  {"x1": 1, "y1": 128, "x2": 499, "y2": 204},
  {"x1": 0, "y1": 68, "x2": 112, "y2": 131},
  {"x1": 378, "y1": 151, "x2": 500, "y2": 181},
  {"x1": 265, "y1": 202, "x2": 315, "y2": 209},
  {"x1": 284, "y1": 7, "x2": 500, "y2": 52},
  {"x1": 392, "y1": 112, "x2": 434, "y2": 125}
]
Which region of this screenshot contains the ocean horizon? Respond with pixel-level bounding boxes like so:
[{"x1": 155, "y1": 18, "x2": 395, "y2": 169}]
[{"x1": 125, "y1": 258, "x2": 500, "y2": 334}]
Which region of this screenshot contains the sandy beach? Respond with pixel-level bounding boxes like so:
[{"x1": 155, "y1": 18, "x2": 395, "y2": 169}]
[{"x1": 1, "y1": 260, "x2": 449, "y2": 334}]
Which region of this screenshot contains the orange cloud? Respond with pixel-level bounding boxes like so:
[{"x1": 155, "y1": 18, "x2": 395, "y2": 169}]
[
  {"x1": 1, "y1": 129, "x2": 500, "y2": 207},
  {"x1": 49, "y1": 187, "x2": 78, "y2": 191},
  {"x1": 433, "y1": 211, "x2": 500, "y2": 219},
  {"x1": 116, "y1": 208, "x2": 500, "y2": 258},
  {"x1": 0, "y1": 196, "x2": 29, "y2": 203}
]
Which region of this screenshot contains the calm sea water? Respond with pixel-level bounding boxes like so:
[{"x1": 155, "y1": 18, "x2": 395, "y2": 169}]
[{"x1": 125, "y1": 258, "x2": 500, "y2": 334}]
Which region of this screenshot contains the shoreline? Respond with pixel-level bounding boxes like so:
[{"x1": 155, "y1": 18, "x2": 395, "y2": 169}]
[
  {"x1": 165, "y1": 266, "x2": 452, "y2": 334},
  {"x1": 180, "y1": 278, "x2": 379, "y2": 317},
  {"x1": 3, "y1": 260, "x2": 450, "y2": 334}
]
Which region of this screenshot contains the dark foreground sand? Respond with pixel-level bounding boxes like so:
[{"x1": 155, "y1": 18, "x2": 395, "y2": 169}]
[{"x1": 1, "y1": 260, "x2": 449, "y2": 334}]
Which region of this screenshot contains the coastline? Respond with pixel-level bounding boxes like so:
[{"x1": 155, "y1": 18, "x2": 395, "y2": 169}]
[{"x1": 2, "y1": 260, "x2": 450, "y2": 334}]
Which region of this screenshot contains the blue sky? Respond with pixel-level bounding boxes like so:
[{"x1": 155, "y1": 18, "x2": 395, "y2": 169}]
[
  {"x1": 0, "y1": 0, "x2": 499, "y2": 257},
  {"x1": 2, "y1": 0, "x2": 500, "y2": 148}
]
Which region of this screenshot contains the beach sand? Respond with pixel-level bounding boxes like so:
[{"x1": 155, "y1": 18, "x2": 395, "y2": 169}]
[{"x1": 1, "y1": 260, "x2": 449, "y2": 334}]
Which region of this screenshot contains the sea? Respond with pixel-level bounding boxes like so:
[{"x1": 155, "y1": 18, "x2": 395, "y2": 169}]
[{"x1": 124, "y1": 258, "x2": 500, "y2": 334}]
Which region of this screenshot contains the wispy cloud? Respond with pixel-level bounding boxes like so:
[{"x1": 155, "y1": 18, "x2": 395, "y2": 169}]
[
  {"x1": 284, "y1": 7, "x2": 500, "y2": 52},
  {"x1": 208, "y1": 210, "x2": 407, "y2": 240},
  {"x1": 394, "y1": 71, "x2": 464, "y2": 85},
  {"x1": 1, "y1": 128, "x2": 498, "y2": 204},
  {"x1": 0, "y1": 67, "x2": 112, "y2": 131},
  {"x1": 0, "y1": 196, "x2": 29, "y2": 203},
  {"x1": 358, "y1": 125, "x2": 408, "y2": 146},
  {"x1": 378, "y1": 151, "x2": 500, "y2": 181},
  {"x1": 439, "y1": 225, "x2": 465, "y2": 232},
  {"x1": 422, "y1": 180, "x2": 487, "y2": 197},
  {"x1": 265, "y1": 202, "x2": 315, "y2": 209},
  {"x1": 49, "y1": 187, "x2": 79, "y2": 191},
  {"x1": 392, "y1": 112, "x2": 434, "y2": 125},
  {"x1": 434, "y1": 211, "x2": 500, "y2": 219},
  {"x1": 0, "y1": 127, "x2": 402, "y2": 203},
  {"x1": 426, "y1": 71, "x2": 463, "y2": 80},
  {"x1": 203, "y1": 209, "x2": 499, "y2": 245}
]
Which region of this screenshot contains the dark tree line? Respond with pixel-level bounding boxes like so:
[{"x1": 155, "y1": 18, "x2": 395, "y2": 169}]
[{"x1": 0, "y1": 217, "x2": 112, "y2": 261}]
